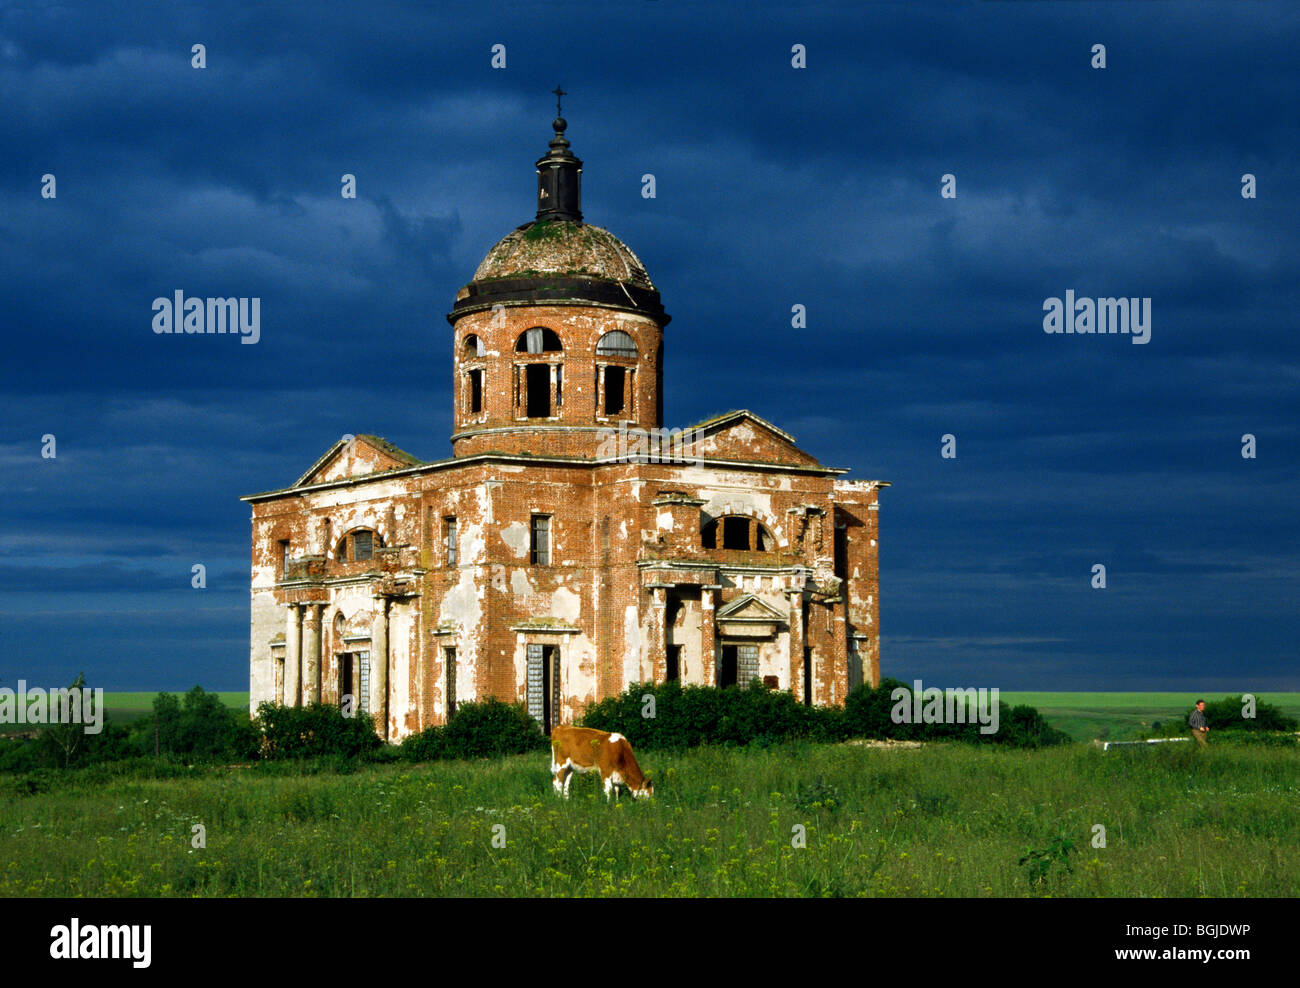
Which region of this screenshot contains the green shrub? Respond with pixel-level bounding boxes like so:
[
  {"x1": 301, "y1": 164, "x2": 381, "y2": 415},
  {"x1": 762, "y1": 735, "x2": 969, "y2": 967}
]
[
  {"x1": 254, "y1": 702, "x2": 381, "y2": 759},
  {"x1": 580, "y1": 679, "x2": 1067, "y2": 751},
  {"x1": 401, "y1": 698, "x2": 547, "y2": 762},
  {"x1": 1153, "y1": 695, "x2": 1299, "y2": 737},
  {"x1": 127, "y1": 687, "x2": 259, "y2": 762},
  {"x1": 581, "y1": 679, "x2": 844, "y2": 750},
  {"x1": 995, "y1": 703, "x2": 1074, "y2": 749}
]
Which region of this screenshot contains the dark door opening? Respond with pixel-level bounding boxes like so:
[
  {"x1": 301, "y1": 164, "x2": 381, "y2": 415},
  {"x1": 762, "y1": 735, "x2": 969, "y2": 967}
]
[
  {"x1": 803, "y1": 648, "x2": 813, "y2": 706},
  {"x1": 719, "y1": 645, "x2": 738, "y2": 687},
  {"x1": 338, "y1": 652, "x2": 354, "y2": 709},
  {"x1": 525, "y1": 364, "x2": 551, "y2": 418},
  {"x1": 666, "y1": 644, "x2": 681, "y2": 682}
]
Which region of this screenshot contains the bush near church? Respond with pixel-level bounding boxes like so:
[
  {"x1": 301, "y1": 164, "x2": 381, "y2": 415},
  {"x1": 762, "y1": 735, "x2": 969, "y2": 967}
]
[
  {"x1": 579, "y1": 678, "x2": 1070, "y2": 750},
  {"x1": 401, "y1": 698, "x2": 549, "y2": 762},
  {"x1": 254, "y1": 701, "x2": 382, "y2": 760}
]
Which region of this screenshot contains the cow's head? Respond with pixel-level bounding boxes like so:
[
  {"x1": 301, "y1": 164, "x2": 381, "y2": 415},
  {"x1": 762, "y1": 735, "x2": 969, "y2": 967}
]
[{"x1": 632, "y1": 777, "x2": 654, "y2": 800}]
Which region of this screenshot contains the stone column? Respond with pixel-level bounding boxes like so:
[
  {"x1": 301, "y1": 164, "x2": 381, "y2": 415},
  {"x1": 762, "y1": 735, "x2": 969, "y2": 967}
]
[
  {"x1": 788, "y1": 590, "x2": 806, "y2": 703},
  {"x1": 284, "y1": 604, "x2": 302, "y2": 707},
  {"x1": 302, "y1": 604, "x2": 322, "y2": 705},
  {"x1": 700, "y1": 587, "x2": 717, "y2": 686},
  {"x1": 371, "y1": 597, "x2": 389, "y2": 740},
  {"x1": 649, "y1": 586, "x2": 667, "y2": 683}
]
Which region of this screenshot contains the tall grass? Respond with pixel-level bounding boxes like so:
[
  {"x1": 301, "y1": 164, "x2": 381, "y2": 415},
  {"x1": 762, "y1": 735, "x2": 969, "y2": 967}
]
[{"x1": 1, "y1": 741, "x2": 1296, "y2": 897}]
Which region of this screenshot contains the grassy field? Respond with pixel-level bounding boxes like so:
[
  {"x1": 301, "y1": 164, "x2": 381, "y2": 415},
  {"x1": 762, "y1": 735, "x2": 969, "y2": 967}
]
[
  {"x1": 1000, "y1": 692, "x2": 1300, "y2": 743},
  {"x1": 2, "y1": 739, "x2": 1296, "y2": 897}
]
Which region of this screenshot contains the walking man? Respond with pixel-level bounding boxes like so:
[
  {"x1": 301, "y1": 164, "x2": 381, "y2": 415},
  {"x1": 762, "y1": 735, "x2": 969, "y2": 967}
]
[{"x1": 1189, "y1": 699, "x2": 1210, "y2": 747}]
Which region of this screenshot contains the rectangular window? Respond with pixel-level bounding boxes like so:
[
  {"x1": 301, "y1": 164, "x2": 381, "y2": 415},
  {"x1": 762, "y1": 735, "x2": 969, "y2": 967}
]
[
  {"x1": 525, "y1": 363, "x2": 551, "y2": 417},
  {"x1": 353, "y1": 531, "x2": 373, "y2": 561},
  {"x1": 357, "y1": 651, "x2": 370, "y2": 715},
  {"x1": 468, "y1": 369, "x2": 483, "y2": 413},
  {"x1": 738, "y1": 644, "x2": 759, "y2": 687},
  {"x1": 445, "y1": 517, "x2": 458, "y2": 567},
  {"x1": 604, "y1": 366, "x2": 626, "y2": 416},
  {"x1": 278, "y1": 539, "x2": 290, "y2": 577},
  {"x1": 530, "y1": 514, "x2": 551, "y2": 565},
  {"x1": 556, "y1": 364, "x2": 562, "y2": 407}
]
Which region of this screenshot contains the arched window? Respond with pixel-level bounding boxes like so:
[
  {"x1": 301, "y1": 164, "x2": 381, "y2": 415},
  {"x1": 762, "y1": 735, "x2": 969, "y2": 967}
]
[
  {"x1": 516, "y1": 327, "x2": 562, "y2": 353},
  {"x1": 596, "y1": 330, "x2": 637, "y2": 358},
  {"x1": 335, "y1": 528, "x2": 381, "y2": 562},
  {"x1": 463, "y1": 334, "x2": 484, "y2": 358},
  {"x1": 596, "y1": 331, "x2": 637, "y2": 417},
  {"x1": 515, "y1": 328, "x2": 562, "y2": 418},
  {"x1": 702, "y1": 515, "x2": 775, "y2": 552}
]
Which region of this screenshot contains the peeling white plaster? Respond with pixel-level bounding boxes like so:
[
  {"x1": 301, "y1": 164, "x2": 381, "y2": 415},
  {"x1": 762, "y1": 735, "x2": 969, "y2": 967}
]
[{"x1": 501, "y1": 521, "x2": 529, "y2": 557}]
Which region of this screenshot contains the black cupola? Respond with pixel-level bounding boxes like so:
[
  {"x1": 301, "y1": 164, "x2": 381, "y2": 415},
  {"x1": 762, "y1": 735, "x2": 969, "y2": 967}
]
[{"x1": 536, "y1": 86, "x2": 582, "y2": 222}]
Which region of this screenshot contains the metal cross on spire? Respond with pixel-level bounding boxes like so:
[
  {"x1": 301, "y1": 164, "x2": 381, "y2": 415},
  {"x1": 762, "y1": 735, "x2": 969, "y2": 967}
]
[{"x1": 552, "y1": 85, "x2": 567, "y2": 117}]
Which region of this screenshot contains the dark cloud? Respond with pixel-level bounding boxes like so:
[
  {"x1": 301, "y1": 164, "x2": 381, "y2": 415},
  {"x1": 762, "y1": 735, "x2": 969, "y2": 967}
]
[{"x1": 0, "y1": 2, "x2": 1295, "y2": 689}]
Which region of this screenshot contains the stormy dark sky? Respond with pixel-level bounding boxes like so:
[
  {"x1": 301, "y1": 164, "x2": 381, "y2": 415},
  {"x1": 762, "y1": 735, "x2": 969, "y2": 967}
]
[{"x1": 1, "y1": 1, "x2": 1296, "y2": 692}]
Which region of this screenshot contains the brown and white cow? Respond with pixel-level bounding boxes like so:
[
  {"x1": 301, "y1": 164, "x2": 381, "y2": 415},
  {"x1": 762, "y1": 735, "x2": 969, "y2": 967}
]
[{"x1": 551, "y1": 726, "x2": 653, "y2": 800}]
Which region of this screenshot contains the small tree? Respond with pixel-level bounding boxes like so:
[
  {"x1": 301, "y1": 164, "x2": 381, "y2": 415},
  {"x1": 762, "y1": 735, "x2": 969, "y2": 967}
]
[{"x1": 39, "y1": 673, "x2": 92, "y2": 768}]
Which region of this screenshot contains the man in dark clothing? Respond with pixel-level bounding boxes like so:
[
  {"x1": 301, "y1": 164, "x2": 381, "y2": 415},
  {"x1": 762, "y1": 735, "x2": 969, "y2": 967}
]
[{"x1": 1189, "y1": 700, "x2": 1210, "y2": 747}]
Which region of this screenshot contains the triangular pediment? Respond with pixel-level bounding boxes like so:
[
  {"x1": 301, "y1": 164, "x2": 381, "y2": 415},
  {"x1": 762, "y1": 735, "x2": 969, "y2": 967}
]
[
  {"x1": 293, "y1": 434, "x2": 423, "y2": 488},
  {"x1": 683, "y1": 410, "x2": 822, "y2": 467},
  {"x1": 716, "y1": 593, "x2": 787, "y2": 622}
]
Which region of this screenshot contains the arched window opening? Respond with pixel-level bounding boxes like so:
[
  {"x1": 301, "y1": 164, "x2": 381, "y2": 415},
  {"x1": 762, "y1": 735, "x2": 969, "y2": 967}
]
[
  {"x1": 516, "y1": 327, "x2": 562, "y2": 353},
  {"x1": 596, "y1": 330, "x2": 637, "y2": 359},
  {"x1": 336, "y1": 528, "x2": 381, "y2": 562},
  {"x1": 463, "y1": 334, "x2": 484, "y2": 358}
]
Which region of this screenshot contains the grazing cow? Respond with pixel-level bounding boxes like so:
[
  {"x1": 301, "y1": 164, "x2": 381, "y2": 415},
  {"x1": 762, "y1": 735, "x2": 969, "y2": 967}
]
[{"x1": 551, "y1": 726, "x2": 653, "y2": 800}]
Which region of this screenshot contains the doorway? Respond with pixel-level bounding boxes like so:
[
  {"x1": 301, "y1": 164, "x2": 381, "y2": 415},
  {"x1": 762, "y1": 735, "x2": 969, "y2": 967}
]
[
  {"x1": 338, "y1": 652, "x2": 354, "y2": 711},
  {"x1": 526, "y1": 643, "x2": 560, "y2": 733},
  {"x1": 719, "y1": 645, "x2": 738, "y2": 687}
]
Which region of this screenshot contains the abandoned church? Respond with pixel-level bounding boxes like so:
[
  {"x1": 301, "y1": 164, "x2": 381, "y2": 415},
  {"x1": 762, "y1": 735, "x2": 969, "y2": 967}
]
[{"x1": 244, "y1": 109, "x2": 888, "y2": 741}]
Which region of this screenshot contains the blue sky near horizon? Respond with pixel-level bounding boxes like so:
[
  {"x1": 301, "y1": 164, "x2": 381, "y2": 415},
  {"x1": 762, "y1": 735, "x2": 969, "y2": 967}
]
[{"x1": 1, "y1": 1, "x2": 1296, "y2": 692}]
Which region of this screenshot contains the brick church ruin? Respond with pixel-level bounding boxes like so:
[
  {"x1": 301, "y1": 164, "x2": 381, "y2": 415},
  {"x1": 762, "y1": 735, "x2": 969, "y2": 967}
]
[{"x1": 244, "y1": 107, "x2": 887, "y2": 741}]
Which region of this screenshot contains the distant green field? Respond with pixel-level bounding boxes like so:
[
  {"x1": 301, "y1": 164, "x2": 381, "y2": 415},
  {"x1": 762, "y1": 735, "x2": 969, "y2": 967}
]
[
  {"x1": 1000, "y1": 692, "x2": 1300, "y2": 743},
  {"x1": 99, "y1": 692, "x2": 249, "y2": 724},
  {"x1": 5, "y1": 690, "x2": 1294, "y2": 744}
]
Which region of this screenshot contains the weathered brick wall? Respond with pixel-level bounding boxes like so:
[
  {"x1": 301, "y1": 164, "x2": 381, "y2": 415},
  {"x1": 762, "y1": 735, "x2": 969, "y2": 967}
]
[
  {"x1": 249, "y1": 454, "x2": 883, "y2": 738},
  {"x1": 450, "y1": 303, "x2": 664, "y2": 458}
]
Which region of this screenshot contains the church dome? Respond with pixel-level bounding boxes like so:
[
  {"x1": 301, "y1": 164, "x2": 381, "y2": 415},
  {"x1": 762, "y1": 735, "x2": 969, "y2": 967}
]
[
  {"x1": 449, "y1": 108, "x2": 668, "y2": 324},
  {"x1": 473, "y1": 220, "x2": 656, "y2": 292}
]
